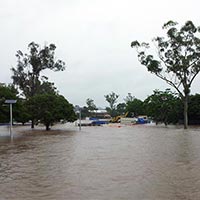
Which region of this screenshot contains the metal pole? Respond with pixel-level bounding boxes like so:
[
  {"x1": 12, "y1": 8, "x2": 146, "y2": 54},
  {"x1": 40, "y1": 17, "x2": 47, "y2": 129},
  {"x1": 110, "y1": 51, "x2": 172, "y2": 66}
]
[
  {"x1": 4, "y1": 100, "x2": 16, "y2": 140},
  {"x1": 10, "y1": 103, "x2": 13, "y2": 139}
]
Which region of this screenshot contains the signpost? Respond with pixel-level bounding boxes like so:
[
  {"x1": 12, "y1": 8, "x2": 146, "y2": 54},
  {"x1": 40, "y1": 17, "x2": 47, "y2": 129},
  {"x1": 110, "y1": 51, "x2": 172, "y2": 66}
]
[{"x1": 5, "y1": 100, "x2": 17, "y2": 139}]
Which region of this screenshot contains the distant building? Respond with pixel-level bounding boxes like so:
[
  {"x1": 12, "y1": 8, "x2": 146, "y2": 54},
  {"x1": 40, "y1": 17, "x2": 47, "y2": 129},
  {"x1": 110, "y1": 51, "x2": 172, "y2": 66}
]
[{"x1": 90, "y1": 109, "x2": 111, "y2": 119}]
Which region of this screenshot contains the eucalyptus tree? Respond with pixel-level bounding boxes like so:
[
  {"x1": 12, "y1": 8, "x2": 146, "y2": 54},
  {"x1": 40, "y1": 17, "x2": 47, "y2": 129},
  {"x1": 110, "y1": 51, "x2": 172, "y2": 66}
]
[
  {"x1": 11, "y1": 42, "x2": 65, "y2": 98},
  {"x1": 86, "y1": 98, "x2": 97, "y2": 112},
  {"x1": 11, "y1": 42, "x2": 65, "y2": 128},
  {"x1": 104, "y1": 92, "x2": 119, "y2": 116},
  {"x1": 124, "y1": 93, "x2": 135, "y2": 103},
  {"x1": 131, "y1": 20, "x2": 200, "y2": 129}
]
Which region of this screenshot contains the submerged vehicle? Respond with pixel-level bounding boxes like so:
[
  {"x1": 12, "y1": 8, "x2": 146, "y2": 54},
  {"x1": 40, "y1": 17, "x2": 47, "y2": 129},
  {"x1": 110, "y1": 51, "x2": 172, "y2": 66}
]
[{"x1": 120, "y1": 115, "x2": 149, "y2": 125}]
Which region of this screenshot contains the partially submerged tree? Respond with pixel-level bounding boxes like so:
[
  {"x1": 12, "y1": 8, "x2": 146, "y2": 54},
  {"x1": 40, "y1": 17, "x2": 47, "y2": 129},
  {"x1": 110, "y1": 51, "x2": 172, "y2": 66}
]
[
  {"x1": 126, "y1": 98, "x2": 144, "y2": 117},
  {"x1": 29, "y1": 93, "x2": 76, "y2": 130},
  {"x1": 144, "y1": 89, "x2": 180, "y2": 125},
  {"x1": 131, "y1": 20, "x2": 200, "y2": 129},
  {"x1": 11, "y1": 42, "x2": 65, "y2": 128}
]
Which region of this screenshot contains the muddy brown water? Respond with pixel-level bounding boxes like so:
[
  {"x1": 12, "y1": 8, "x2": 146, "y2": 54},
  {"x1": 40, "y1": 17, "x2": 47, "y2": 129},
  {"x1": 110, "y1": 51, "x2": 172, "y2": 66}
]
[{"x1": 0, "y1": 124, "x2": 200, "y2": 200}]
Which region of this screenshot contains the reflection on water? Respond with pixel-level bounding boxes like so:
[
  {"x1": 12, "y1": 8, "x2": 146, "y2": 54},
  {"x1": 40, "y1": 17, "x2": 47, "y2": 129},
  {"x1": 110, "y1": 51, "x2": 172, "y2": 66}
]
[{"x1": 1, "y1": 124, "x2": 200, "y2": 199}]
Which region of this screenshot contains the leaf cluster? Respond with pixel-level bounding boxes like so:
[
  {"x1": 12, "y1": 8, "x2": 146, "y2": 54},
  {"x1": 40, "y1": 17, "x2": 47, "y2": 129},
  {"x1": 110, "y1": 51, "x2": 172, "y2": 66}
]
[
  {"x1": 104, "y1": 92, "x2": 119, "y2": 116},
  {"x1": 132, "y1": 20, "x2": 200, "y2": 98},
  {"x1": 143, "y1": 89, "x2": 180, "y2": 124},
  {"x1": 28, "y1": 94, "x2": 76, "y2": 130},
  {"x1": 11, "y1": 42, "x2": 65, "y2": 98}
]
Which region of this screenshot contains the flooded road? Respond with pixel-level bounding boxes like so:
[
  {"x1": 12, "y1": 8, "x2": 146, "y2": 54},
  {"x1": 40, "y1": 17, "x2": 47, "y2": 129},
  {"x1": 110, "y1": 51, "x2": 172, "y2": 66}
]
[{"x1": 1, "y1": 124, "x2": 200, "y2": 199}]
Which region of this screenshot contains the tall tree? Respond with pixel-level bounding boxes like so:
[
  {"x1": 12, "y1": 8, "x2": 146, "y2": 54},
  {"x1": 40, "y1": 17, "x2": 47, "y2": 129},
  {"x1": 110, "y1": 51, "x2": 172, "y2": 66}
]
[
  {"x1": 86, "y1": 98, "x2": 97, "y2": 111},
  {"x1": 104, "y1": 92, "x2": 119, "y2": 116},
  {"x1": 131, "y1": 20, "x2": 200, "y2": 129},
  {"x1": 124, "y1": 93, "x2": 135, "y2": 103},
  {"x1": 11, "y1": 42, "x2": 65, "y2": 128}
]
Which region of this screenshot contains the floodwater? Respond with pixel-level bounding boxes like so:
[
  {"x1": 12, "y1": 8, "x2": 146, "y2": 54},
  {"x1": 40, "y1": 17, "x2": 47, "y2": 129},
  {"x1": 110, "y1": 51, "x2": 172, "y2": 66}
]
[{"x1": 1, "y1": 124, "x2": 200, "y2": 200}]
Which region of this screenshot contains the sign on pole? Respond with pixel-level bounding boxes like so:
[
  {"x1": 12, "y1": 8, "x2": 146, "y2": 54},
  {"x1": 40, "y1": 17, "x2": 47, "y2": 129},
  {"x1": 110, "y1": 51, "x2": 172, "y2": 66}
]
[{"x1": 5, "y1": 100, "x2": 17, "y2": 139}]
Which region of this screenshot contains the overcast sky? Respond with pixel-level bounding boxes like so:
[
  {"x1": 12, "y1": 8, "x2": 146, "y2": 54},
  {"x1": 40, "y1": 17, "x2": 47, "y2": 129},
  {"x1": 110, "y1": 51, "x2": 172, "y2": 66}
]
[{"x1": 1, "y1": 0, "x2": 200, "y2": 107}]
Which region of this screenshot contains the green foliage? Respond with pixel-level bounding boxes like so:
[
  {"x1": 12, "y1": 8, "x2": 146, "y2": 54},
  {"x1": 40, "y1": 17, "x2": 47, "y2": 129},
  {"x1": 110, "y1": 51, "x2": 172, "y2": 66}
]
[
  {"x1": 124, "y1": 93, "x2": 135, "y2": 103},
  {"x1": 11, "y1": 42, "x2": 66, "y2": 128},
  {"x1": 80, "y1": 106, "x2": 89, "y2": 119},
  {"x1": 38, "y1": 81, "x2": 57, "y2": 95},
  {"x1": 86, "y1": 98, "x2": 97, "y2": 111},
  {"x1": 0, "y1": 84, "x2": 18, "y2": 123},
  {"x1": 116, "y1": 103, "x2": 126, "y2": 116},
  {"x1": 132, "y1": 20, "x2": 200, "y2": 128},
  {"x1": 11, "y1": 42, "x2": 65, "y2": 98},
  {"x1": 14, "y1": 99, "x2": 31, "y2": 125},
  {"x1": 28, "y1": 94, "x2": 76, "y2": 130},
  {"x1": 104, "y1": 92, "x2": 119, "y2": 117},
  {"x1": 126, "y1": 98, "x2": 145, "y2": 117},
  {"x1": 0, "y1": 84, "x2": 32, "y2": 124},
  {"x1": 104, "y1": 92, "x2": 119, "y2": 110},
  {"x1": 188, "y1": 94, "x2": 200, "y2": 124},
  {"x1": 144, "y1": 89, "x2": 180, "y2": 125}
]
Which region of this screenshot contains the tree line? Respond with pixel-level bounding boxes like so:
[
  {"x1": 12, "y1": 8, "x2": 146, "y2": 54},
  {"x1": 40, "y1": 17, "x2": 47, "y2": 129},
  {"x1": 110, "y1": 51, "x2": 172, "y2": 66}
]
[{"x1": 82, "y1": 90, "x2": 200, "y2": 126}]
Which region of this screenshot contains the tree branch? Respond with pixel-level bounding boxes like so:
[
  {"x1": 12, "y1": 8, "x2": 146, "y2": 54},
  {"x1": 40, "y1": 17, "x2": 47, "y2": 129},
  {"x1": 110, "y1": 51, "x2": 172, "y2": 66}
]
[{"x1": 155, "y1": 73, "x2": 184, "y2": 98}]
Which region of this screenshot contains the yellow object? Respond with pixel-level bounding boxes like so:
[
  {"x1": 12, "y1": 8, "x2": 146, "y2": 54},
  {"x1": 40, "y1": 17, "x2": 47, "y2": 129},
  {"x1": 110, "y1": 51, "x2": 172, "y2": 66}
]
[{"x1": 110, "y1": 112, "x2": 129, "y2": 123}]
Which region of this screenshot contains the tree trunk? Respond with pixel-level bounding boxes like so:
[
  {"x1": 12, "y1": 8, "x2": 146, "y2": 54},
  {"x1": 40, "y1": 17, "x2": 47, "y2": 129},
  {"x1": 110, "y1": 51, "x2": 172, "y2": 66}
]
[
  {"x1": 183, "y1": 95, "x2": 188, "y2": 129},
  {"x1": 31, "y1": 119, "x2": 34, "y2": 129},
  {"x1": 46, "y1": 123, "x2": 50, "y2": 131}
]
